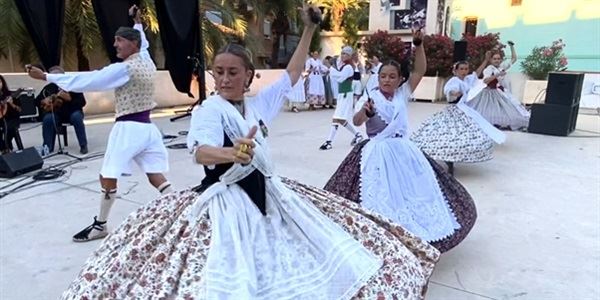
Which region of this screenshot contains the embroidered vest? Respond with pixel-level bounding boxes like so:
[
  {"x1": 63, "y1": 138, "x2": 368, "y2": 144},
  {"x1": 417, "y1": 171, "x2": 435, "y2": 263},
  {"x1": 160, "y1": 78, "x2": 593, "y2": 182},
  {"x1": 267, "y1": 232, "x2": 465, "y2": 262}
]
[
  {"x1": 338, "y1": 64, "x2": 353, "y2": 93},
  {"x1": 114, "y1": 53, "x2": 156, "y2": 118}
]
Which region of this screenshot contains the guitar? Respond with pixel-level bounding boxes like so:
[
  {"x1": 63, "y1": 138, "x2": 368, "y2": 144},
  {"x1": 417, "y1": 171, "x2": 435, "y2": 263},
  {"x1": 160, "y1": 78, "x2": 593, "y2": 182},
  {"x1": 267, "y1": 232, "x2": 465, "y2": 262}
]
[
  {"x1": 40, "y1": 88, "x2": 68, "y2": 112},
  {"x1": 0, "y1": 88, "x2": 24, "y2": 118}
]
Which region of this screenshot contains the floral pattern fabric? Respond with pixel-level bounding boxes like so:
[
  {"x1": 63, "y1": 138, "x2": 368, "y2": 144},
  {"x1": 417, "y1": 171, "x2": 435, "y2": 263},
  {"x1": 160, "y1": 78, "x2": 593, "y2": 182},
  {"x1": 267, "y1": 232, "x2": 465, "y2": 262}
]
[
  {"x1": 410, "y1": 105, "x2": 495, "y2": 163},
  {"x1": 62, "y1": 180, "x2": 439, "y2": 300},
  {"x1": 324, "y1": 140, "x2": 477, "y2": 253}
]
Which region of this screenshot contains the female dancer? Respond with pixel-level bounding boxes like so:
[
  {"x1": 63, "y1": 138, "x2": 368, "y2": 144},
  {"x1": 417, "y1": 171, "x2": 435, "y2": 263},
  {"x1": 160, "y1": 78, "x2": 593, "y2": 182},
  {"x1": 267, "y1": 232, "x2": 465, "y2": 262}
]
[
  {"x1": 411, "y1": 53, "x2": 506, "y2": 174},
  {"x1": 286, "y1": 75, "x2": 306, "y2": 112},
  {"x1": 61, "y1": 6, "x2": 438, "y2": 299},
  {"x1": 466, "y1": 41, "x2": 530, "y2": 130},
  {"x1": 324, "y1": 30, "x2": 477, "y2": 253},
  {"x1": 305, "y1": 50, "x2": 326, "y2": 109}
]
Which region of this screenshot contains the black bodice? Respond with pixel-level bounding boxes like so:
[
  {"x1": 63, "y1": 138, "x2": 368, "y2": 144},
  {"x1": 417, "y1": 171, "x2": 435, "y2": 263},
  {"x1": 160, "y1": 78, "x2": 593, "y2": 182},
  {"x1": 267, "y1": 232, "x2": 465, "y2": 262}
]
[{"x1": 194, "y1": 132, "x2": 267, "y2": 215}]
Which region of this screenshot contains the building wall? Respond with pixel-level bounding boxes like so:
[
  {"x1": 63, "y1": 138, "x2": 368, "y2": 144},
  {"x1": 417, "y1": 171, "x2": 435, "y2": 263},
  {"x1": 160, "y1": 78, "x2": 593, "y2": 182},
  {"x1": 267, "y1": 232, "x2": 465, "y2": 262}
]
[{"x1": 449, "y1": 0, "x2": 600, "y2": 72}]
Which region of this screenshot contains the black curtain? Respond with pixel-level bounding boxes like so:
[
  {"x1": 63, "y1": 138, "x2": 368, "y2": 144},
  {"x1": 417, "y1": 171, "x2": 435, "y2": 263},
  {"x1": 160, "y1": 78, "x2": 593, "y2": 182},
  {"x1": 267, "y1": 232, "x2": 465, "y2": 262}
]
[
  {"x1": 155, "y1": 0, "x2": 200, "y2": 97},
  {"x1": 14, "y1": 0, "x2": 65, "y2": 70},
  {"x1": 91, "y1": 0, "x2": 140, "y2": 63}
]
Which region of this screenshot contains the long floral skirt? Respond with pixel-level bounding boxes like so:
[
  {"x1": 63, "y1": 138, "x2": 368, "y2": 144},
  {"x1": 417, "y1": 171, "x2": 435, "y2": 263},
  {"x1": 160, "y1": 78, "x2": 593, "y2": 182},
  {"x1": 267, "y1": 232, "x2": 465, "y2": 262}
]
[
  {"x1": 62, "y1": 179, "x2": 439, "y2": 299},
  {"x1": 324, "y1": 140, "x2": 477, "y2": 253},
  {"x1": 411, "y1": 105, "x2": 495, "y2": 163}
]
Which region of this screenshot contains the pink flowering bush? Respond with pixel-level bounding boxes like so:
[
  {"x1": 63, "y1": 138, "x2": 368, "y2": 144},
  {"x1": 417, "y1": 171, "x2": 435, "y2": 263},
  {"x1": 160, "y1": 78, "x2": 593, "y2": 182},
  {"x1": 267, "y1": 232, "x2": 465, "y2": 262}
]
[
  {"x1": 362, "y1": 30, "x2": 411, "y2": 63},
  {"x1": 422, "y1": 34, "x2": 455, "y2": 77},
  {"x1": 463, "y1": 33, "x2": 505, "y2": 71},
  {"x1": 520, "y1": 39, "x2": 568, "y2": 80}
]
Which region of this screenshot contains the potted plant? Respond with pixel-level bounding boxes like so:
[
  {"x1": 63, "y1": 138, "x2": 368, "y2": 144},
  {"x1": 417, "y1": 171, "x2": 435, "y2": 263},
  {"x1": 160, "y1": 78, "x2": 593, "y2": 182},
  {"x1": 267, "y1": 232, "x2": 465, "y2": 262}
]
[{"x1": 521, "y1": 39, "x2": 568, "y2": 104}]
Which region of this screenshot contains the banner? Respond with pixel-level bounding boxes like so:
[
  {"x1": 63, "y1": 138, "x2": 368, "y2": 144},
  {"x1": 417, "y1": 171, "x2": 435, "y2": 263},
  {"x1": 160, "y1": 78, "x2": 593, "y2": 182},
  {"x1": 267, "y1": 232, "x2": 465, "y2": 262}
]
[
  {"x1": 14, "y1": 0, "x2": 65, "y2": 69},
  {"x1": 155, "y1": 0, "x2": 200, "y2": 97}
]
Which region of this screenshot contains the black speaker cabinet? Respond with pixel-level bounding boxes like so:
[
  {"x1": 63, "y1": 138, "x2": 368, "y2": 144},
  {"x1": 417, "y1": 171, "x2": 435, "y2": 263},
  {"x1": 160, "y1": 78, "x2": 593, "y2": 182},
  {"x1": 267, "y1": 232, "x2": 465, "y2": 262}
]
[
  {"x1": 453, "y1": 41, "x2": 468, "y2": 62},
  {"x1": 545, "y1": 72, "x2": 584, "y2": 106},
  {"x1": 528, "y1": 103, "x2": 579, "y2": 136},
  {"x1": 0, "y1": 147, "x2": 43, "y2": 178}
]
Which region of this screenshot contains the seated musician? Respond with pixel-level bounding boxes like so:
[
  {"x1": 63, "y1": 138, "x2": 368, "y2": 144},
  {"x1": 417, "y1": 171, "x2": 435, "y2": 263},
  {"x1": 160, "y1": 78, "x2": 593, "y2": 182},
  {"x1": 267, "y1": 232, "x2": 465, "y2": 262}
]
[
  {"x1": 36, "y1": 66, "x2": 88, "y2": 154},
  {"x1": 0, "y1": 74, "x2": 23, "y2": 154}
]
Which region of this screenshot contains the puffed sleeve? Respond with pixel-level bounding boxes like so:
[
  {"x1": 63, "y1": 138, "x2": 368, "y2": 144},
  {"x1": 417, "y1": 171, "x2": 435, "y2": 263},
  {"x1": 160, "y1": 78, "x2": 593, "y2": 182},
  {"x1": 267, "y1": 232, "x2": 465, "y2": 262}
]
[
  {"x1": 249, "y1": 72, "x2": 292, "y2": 125},
  {"x1": 187, "y1": 101, "x2": 225, "y2": 150}
]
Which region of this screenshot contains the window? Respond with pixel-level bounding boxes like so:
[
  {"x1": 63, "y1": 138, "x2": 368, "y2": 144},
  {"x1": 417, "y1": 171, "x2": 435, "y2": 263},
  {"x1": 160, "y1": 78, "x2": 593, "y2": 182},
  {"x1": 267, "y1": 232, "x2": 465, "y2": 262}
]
[
  {"x1": 389, "y1": 0, "x2": 426, "y2": 30},
  {"x1": 392, "y1": 10, "x2": 413, "y2": 29},
  {"x1": 511, "y1": 0, "x2": 522, "y2": 6},
  {"x1": 464, "y1": 17, "x2": 477, "y2": 36}
]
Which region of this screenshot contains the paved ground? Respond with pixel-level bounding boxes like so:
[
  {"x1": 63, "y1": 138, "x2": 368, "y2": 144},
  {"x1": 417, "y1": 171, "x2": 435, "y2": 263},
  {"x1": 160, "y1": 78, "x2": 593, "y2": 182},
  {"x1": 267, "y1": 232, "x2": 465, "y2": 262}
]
[{"x1": 1, "y1": 101, "x2": 599, "y2": 300}]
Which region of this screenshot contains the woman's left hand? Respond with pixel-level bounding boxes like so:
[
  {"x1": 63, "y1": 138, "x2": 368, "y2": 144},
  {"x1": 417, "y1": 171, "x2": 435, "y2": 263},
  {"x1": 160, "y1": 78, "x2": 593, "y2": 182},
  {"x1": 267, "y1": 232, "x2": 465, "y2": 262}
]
[{"x1": 412, "y1": 28, "x2": 424, "y2": 46}]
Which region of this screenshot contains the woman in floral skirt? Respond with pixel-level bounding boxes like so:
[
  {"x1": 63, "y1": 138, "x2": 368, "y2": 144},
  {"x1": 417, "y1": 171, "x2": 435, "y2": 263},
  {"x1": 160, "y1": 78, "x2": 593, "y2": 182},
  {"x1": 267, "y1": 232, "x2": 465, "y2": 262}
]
[
  {"x1": 325, "y1": 29, "x2": 477, "y2": 253},
  {"x1": 465, "y1": 41, "x2": 530, "y2": 130},
  {"x1": 411, "y1": 53, "x2": 506, "y2": 174},
  {"x1": 61, "y1": 6, "x2": 439, "y2": 300}
]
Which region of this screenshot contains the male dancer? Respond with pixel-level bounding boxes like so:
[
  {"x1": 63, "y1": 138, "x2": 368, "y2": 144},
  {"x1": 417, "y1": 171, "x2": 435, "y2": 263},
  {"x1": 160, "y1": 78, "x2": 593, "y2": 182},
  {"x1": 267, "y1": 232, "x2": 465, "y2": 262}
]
[
  {"x1": 27, "y1": 5, "x2": 173, "y2": 242},
  {"x1": 319, "y1": 46, "x2": 363, "y2": 150}
]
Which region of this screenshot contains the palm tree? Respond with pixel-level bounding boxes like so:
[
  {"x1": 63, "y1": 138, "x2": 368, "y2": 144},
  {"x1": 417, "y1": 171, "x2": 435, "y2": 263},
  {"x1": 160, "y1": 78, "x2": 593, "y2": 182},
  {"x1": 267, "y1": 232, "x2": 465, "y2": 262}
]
[
  {"x1": 62, "y1": 0, "x2": 104, "y2": 71},
  {"x1": 308, "y1": 0, "x2": 367, "y2": 33},
  {"x1": 0, "y1": 0, "x2": 37, "y2": 71},
  {"x1": 0, "y1": 0, "x2": 297, "y2": 71}
]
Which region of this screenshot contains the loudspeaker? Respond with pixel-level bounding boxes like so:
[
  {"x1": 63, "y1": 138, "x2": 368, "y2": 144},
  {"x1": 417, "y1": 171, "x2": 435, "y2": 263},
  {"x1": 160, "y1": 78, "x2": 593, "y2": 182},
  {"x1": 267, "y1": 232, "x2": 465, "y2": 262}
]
[
  {"x1": 16, "y1": 91, "x2": 39, "y2": 120},
  {"x1": 545, "y1": 72, "x2": 584, "y2": 106},
  {"x1": 528, "y1": 103, "x2": 579, "y2": 136},
  {"x1": 453, "y1": 41, "x2": 468, "y2": 62},
  {"x1": 0, "y1": 147, "x2": 44, "y2": 178}
]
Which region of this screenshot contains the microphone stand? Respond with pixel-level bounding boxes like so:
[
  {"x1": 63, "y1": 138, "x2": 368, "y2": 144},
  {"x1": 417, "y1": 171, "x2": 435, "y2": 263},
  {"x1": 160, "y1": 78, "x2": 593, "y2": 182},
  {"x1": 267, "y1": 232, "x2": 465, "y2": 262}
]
[{"x1": 42, "y1": 92, "x2": 83, "y2": 161}]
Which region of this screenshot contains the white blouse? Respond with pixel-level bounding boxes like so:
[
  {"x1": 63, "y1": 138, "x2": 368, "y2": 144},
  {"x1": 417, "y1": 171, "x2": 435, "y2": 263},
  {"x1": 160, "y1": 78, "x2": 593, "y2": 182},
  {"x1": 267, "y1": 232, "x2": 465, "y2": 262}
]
[
  {"x1": 46, "y1": 24, "x2": 153, "y2": 93},
  {"x1": 187, "y1": 72, "x2": 292, "y2": 150}
]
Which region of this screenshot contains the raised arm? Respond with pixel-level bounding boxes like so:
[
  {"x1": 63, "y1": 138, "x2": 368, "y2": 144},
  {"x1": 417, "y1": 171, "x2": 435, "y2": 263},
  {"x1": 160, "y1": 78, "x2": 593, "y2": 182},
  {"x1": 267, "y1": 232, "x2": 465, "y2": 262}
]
[
  {"x1": 130, "y1": 5, "x2": 152, "y2": 63},
  {"x1": 27, "y1": 63, "x2": 130, "y2": 93},
  {"x1": 408, "y1": 29, "x2": 426, "y2": 92},
  {"x1": 508, "y1": 41, "x2": 517, "y2": 65},
  {"x1": 286, "y1": 5, "x2": 319, "y2": 86}
]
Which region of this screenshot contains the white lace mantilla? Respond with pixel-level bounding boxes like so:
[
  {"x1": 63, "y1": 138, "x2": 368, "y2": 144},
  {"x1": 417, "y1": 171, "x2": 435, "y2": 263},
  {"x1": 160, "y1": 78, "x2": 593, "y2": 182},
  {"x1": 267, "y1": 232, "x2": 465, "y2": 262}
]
[
  {"x1": 359, "y1": 87, "x2": 460, "y2": 242},
  {"x1": 185, "y1": 96, "x2": 381, "y2": 299}
]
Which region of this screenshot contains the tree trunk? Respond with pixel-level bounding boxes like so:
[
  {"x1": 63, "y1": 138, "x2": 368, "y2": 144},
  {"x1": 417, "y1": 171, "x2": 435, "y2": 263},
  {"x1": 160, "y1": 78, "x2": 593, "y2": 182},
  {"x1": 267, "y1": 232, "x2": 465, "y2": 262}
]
[
  {"x1": 332, "y1": 5, "x2": 343, "y2": 33},
  {"x1": 75, "y1": 29, "x2": 90, "y2": 71}
]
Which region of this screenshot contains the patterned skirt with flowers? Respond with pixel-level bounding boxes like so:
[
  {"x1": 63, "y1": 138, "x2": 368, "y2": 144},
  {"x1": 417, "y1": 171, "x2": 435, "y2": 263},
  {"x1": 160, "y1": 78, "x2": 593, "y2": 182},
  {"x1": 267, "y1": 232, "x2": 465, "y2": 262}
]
[
  {"x1": 410, "y1": 105, "x2": 495, "y2": 163},
  {"x1": 324, "y1": 139, "x2": 477, "y2": 253},
  {"x1": 61, "y1": 179, "x2": 439, "y2": 300}
]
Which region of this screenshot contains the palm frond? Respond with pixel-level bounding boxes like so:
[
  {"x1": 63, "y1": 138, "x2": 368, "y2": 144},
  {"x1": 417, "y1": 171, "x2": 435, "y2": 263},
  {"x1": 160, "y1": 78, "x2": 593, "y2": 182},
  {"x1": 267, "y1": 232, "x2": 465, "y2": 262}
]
[{"x1": 0, "y1": 0, "x2": 38, "y2": 68}]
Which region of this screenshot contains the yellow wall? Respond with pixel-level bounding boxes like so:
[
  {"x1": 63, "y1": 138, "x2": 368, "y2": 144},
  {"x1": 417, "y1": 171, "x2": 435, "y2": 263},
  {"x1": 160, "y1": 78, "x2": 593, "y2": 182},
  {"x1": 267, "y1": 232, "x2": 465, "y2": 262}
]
[{"x1": 451, "y1": 0, "x2": 600, "y2": 29}]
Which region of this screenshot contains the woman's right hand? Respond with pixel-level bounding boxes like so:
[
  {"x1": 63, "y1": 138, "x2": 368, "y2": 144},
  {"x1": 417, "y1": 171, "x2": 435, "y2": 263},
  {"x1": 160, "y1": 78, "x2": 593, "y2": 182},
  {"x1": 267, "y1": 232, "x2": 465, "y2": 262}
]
[{"x1": 232, "y1": 126, "x2": 257, "y2": 164}]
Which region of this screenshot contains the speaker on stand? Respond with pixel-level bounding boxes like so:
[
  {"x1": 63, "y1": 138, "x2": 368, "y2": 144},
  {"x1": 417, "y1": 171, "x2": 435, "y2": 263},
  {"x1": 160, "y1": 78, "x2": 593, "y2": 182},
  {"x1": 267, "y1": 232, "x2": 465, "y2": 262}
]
[{"x1": 528, "y1": 72, "x2": 584, "y2": 136}]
